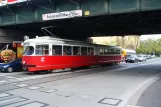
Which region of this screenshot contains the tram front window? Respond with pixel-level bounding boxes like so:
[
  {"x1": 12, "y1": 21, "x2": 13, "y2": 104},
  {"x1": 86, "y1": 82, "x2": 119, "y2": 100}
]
[{"x1": 23, "y1": 46, "x2": 34, "y2": 55}]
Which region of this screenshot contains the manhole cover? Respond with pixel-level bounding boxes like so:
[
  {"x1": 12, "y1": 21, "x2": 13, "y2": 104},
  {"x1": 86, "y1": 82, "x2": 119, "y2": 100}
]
[
  {"x1": 16, "y1": 101, "x2": 48, "y2": 107},
  {"x1": 98, "y1": 97, "x2": 122, "y2": 106}
]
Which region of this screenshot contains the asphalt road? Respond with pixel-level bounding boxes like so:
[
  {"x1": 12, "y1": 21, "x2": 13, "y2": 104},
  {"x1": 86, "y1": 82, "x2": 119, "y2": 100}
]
[
  {"x1": 0, "y1": 58, "x2": 160, "y2": 107},
  {"x1": 137, "y1": 75, "x2": 161, "y2": 107}
]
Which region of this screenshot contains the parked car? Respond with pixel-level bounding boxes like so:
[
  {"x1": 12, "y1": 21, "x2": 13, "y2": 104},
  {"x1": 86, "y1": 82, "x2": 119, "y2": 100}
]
[
  {"x1": 151, "y1": 55, "x2": 155, "y2": 58},
  {"x1": 125, "y1": 55, "x2": 138, "y2": 63},
  {"x1": 143, "y1": 55, "x2": 148, "y2": 60},
  {"x1": 137, "y1": 55, "x2": 147, "y2": 62},
  {"x1": 0, "y1": 58, "x2": 22, "y2": 73},
  {"x1": 147, "y1": 55, "x2": 151, "y2": 59}
]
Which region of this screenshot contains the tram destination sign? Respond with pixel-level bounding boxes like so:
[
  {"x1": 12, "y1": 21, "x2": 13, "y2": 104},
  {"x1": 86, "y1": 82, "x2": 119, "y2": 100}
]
[{"x1": 42, "y1": 10, "x2": 82, "y2": 21}]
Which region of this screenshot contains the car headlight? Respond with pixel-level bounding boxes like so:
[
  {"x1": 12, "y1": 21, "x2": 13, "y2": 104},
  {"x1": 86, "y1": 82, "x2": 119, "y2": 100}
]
[{"x1": 3, "y1": 65, "x2": 9, "y2": 68}]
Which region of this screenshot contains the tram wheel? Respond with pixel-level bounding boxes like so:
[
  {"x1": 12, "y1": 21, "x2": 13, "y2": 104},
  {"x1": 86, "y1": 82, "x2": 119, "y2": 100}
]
[
  {"x1": 47, "y1": 70, "x2": 52, "y2": 73},
  {"x1": 28, "y1": 72, "x2": 34, "y2": 75},
  {"x1": 112, "y1": 63, "x2": 115, "y2": 65}
]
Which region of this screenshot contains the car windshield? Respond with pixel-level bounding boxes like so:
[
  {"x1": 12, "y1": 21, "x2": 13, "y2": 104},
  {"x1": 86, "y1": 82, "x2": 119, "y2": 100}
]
[
  {"x1": 7, "y1": 58, "x2": 20, "y2": 63},
  {"x1": 128, "y1": 56, "x2": 135, "y2": 58},
  {"x1": 137, "y1": 55, "x2": 143, "y2": 57},
  {"x1": 23, "y1": 46, "x2": 34, "y2": 55}
]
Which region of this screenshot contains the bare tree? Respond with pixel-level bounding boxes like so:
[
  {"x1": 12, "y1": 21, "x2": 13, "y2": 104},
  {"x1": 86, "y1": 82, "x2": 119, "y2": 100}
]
[{"x1": 134, "y1": 36, "x2": 140, "y2": 50}]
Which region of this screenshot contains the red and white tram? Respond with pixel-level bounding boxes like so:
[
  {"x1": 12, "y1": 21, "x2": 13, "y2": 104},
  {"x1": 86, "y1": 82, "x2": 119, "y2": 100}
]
[{"x1": 22, "y1": 36, "x2": 122, "y2": 72}]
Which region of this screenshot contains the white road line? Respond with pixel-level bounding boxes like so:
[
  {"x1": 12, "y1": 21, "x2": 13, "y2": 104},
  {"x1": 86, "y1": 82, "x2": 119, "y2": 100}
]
[
  {"x1": 0, "y1": 93, "x2": 11, "y2": 98},
  {"x1": 0, "y1": 81, "x2": 7, "y2": 83},
  {"x1": 16, "y1": 101, "x2": 47, "y2": 107},
  {"x1": 17, "y1": 84, "x2": 28, "y2": 87},
  {"x1": 0, "y1": 97, "x2": 27, "y2": 106},
  {"x1": 28, "y1": 86, "x2": 42, "y2": 90},
  {"x1": 125, "y1": 105, "x2": 144, "y2": 107}
]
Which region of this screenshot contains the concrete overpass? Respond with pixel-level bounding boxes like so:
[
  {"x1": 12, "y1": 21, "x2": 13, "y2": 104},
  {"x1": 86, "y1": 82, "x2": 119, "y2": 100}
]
[{"x1": 0, "y1": 0, "x2": 161, "y2": 41}]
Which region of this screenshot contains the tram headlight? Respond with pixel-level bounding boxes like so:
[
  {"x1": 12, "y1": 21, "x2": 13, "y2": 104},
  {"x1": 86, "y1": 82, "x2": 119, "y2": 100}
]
[{"x1": 23, "y1": 61, "x2": 26, "y2": 64}]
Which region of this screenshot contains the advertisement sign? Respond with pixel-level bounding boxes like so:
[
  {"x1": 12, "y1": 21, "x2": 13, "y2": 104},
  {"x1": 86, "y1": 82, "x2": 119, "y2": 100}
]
[
  {"x1": 17, "y1": 46, "x2": 23, "y2": 59},
  {"x1": 0, "y1": 0, "x2": 27, "y2": 6},
  {"x1": 13, "y1": 41, "x2": 24, "y2": 59},
  {"x1": 42, "y1": 10, "x2": 82, "y2": 21}
]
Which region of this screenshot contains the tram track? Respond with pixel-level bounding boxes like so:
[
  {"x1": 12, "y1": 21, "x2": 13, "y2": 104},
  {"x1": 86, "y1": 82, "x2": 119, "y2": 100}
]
[
  {"x1": 0, "y1": 64, "x2": 123, "y2": 92},
  {"x1": 17, "y1": 65, "x2": 117, "y2": 85},
  {"x1": 0, "y1": 59, "x2": 159, "y2": 93}
]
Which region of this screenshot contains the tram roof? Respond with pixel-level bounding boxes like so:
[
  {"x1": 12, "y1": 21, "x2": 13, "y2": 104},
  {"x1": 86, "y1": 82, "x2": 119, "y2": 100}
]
[
  {"x1": 123, "y1": 49, "x2": 136, "y2": 53},
  {"x1": 24, "y1": 36, "x2": 120, "y2": 48}
]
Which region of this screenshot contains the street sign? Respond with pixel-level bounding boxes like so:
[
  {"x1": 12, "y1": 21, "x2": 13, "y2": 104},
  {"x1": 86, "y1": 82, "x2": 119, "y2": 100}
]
[{"x1": 42, "y1": 10, "x2": 82, "y2": 21}]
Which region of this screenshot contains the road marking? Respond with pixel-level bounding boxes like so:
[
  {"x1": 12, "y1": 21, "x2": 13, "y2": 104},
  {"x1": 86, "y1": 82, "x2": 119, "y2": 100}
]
[
  {"x1": 41, "y1": 89, "x2": 57, "y2": 93},
  {"x1": 17, "y1": 84, "x2": 28, "y2": 87},
  {"x1": 0, "y1": 60, "x2": 159, "y2": 84},
  {"x1": 125, "y1": 105, "x2": 144, "y2": 107},
  {"x1": 98, "y1": 97, "x2": 122, "y2": 106},
  {"x1": 4, "y1": 76, "x2": 16, "y2": 79},
  {"x1": 0, "y1": 93, "x2": 12, "y2": 98},
  {"x1": 0, "y1": 97, "x2": 28, "y2": 106},
  {"x1": 16, "y1": 101, "x2": 48, "y2": 107},
  {"x1": 0, "y1": 81, "x2": 7, "y2": 83},
  {"x1": 28, "y1": 86, "x2": 42, "y2": 90}
]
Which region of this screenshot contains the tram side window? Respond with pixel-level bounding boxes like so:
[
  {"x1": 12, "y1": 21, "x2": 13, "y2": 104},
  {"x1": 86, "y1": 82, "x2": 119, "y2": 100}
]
[
  {"x1": 104, "y1": 49, "x2": 108, "y2": 55},
  {"x1": 23, "y1": 46, "x2": 34, "y2": 55},
  {"x1": 73, "y1": 46, "x2": 80, "y2": 55},
  {"x1": 63, "y1": 46, "x2": 72, "y2": 55},
  {"x1": 108, "y1": 49, "x2": 111, "y2": 54},
  {"x1": 113, "y1": 49, "x2": 117, "y2": 54},
  {"x1": 52, "y1": 45, "x2": 62, "y2": 55},
  {"x1": 88, "y1": 47, "x2": 94, "y2": 55},
  {"x1": 111, "y1": 49, "x2": 115, "y2": 54},
  {"x1": 114, "y1": 49, "x2": 117, "y2": 54},
  {"x1": 36, "y1": 45, "x2": 49, "y2": 55},
  {"x1": 100, "y1": 49, "x2": 104, "y2": 55},
  {"x1": 81, "y1": 47, "x2": 87, "y2": 55},
  {"x1": 113, "y1": 49, "x2": 118, "y2": 54},
  {"x1": 116, "y1": 49, "x2": 121, "y2": 54}
]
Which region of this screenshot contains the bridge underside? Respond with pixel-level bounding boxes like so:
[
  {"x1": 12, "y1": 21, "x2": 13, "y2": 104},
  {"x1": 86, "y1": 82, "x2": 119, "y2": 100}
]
[
  {"x1": 1, "y1": 0, "x2": 161, "y2": 40},
  {"x1": 1, "y1": 10, "x2": 161, "y2": 40}
]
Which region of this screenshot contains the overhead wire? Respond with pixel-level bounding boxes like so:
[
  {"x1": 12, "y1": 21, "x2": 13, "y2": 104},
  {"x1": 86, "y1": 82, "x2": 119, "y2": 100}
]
[
  {"x1": 27, "y1": 1, "x2": 55, "y2": 12},
  {"x1": 68, "y1": 0, "x2": 80, "y2": 5}
]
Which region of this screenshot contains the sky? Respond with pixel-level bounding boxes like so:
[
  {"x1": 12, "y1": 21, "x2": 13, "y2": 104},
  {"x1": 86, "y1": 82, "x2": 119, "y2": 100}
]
[{"x1": 140, "y1": 34, "x2": 161, "y2": 41}]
